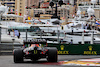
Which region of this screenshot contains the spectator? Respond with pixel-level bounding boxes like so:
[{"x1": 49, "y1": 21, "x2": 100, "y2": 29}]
[
  {"x1": 96, "y1": 25, "x2": 99, "y2": 30},
  {"x1": 81, "y1": 22, "x2": 84, "y2": 29},
  {"x1": 69, "y1": 39, "x2": 73, "y2": 44},
  {"x1": 87, "y1": 24, "x2": 91, "y2": 30},
  {"x1": 92, "y1": 23, "x2": 95, "y2": 30},
  {"x1": 8, "y1": 31, "x2": 10, "y2": 35},
  {"x1": 17, "y1": 32, "x2": 21, "y2": 38},
  {"x1": 52, "y1": 31, "x2": 56, "y2": 36},
  {"x1": 85, "y1": 24, "x2": 88, "y2": 29}
]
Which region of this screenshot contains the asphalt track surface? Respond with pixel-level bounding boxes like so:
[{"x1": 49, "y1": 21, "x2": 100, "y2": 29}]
[{"x1": 0, "y1": 55, "x2": 100, "y2": 67}]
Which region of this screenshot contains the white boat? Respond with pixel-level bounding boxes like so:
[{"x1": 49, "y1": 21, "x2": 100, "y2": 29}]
[{"x1": 29, "y1": 6, "x2": 100, "y2": 44}]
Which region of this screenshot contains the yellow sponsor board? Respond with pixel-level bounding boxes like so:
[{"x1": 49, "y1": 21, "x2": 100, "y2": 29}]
[
  {"x1": 58, "y1": 51, "x2": 69, "y2": 54},
  {"x1": 58, "y1": 45, "x2": 69, "y2": 54},
  {"x1": 88, "y1": 46, "x2": 92, "y2": 51},
  {"x1": 84, "y1": 46, "x2": 97, "y2": 55},
  {"x1": 84, "y1": 51, "x2": 97, "y2": 55},
  {"x1": 60, "y1": 45, "x2": 64, "y2": 50}
]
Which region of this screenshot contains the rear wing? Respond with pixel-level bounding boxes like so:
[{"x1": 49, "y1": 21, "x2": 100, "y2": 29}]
[{"x1": 24, "y1": 39, "x2": 47, "y2": 44}]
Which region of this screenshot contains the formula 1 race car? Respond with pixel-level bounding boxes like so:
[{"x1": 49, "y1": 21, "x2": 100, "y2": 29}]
[{"x1": 13, "y1": 39, "x2": 57, "y2": 63}]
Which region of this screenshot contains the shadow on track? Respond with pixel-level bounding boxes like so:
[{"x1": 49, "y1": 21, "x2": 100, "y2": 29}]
[
  {"x1": 13, "y1": 59, "x2": 49, "y2": 64},
  {"x1": 13, "y1": 59, "x2": 60, "y2": 65}
]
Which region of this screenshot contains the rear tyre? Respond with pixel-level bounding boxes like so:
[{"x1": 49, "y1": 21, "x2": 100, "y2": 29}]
[
  {"x1": 14, "y1": 49, "x2": 23, "y2": 63},
  {"x1": 47, "y1": 48, "x2": 57, "y2": 62}
]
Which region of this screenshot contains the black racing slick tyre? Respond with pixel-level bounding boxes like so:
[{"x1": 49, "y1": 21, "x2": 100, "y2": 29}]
[
  {"x1": 47, "y1": 48, "x2": 57, "y2": 62},
  {"x1": 14, "y1": 49, "x2": 23, "y2": 63}
]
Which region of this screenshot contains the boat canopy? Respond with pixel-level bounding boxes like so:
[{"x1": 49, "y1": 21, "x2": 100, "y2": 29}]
[{"x1": 8, "y1": 26, "x2": 30, "y2": 29}]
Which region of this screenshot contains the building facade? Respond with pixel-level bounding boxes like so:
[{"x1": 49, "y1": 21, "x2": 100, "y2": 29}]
[
  {"x1": 32, "y1": 5, "x2": 76, "y2": 19},
  {"x1": 15, "y1": 0, "x2": 25, "y2": 22},
  {"x1": 76, "y1": 0, "x2": 100, "y2": 6},
  {"x1": 0, "y1": 0, "x2": 16, "y2": 21},
  {"x1": 77, "y1": 0, "x2": 100, "y2": 19},
  {"x1": 0, "y1": 0, "x2": 26, "y2": 22},
  {"x1": 26, "y1": 0, "x2": 39, "y2": 8}
]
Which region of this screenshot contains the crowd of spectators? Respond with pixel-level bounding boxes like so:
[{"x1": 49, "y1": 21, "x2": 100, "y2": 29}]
[{"x1": 82, "y1": 23, "x2": 100, "y2": 31}]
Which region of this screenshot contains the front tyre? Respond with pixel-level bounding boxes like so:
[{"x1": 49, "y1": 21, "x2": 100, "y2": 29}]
[
  {"x1": 47, "y1": 48, "x2": 57, "y2": 62},
  {"x1": 14, "y1": 49, "x2": 23, "y2": 63}
]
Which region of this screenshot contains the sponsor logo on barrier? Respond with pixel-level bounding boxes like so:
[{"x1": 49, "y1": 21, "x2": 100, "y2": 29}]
[
  {"x1": 58, "y1": 45, "x2": 69, "y2": 54},
  {"x1": 60, "y1": 45, "x2": 64, "y2": 50},
  {"x1": 58, "y1": 51, "x2": 69, "y2": 54},
  {"x1": 84, "y1": 46, "x2": 97, "y2": 55}
]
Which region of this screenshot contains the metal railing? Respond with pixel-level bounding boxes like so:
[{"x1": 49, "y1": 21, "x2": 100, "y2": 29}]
[{"x1": 0, "y1": 43, "x2": 23, "y2": 55}]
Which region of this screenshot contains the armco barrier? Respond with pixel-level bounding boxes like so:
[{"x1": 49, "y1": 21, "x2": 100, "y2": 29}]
[
  {"x1": 1, "y1": 43, "x2": 100, "y2": 55},
  {"x1": 0, "y1": 43, "x2": 23, "y2": 55},
  {"x1": 47, "y1": 44, "x2": 100, "y2": 55}
]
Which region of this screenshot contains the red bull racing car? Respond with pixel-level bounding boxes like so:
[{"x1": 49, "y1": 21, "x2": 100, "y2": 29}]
[{"x1": 13, "y1": 39, "x2": 57, "y2": 63}]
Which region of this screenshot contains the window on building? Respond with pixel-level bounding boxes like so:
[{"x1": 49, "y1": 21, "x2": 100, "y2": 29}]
[
  {"x1": 13, "y1": 9, "x2": 15, "y2": 11},
  {"x1": 52, "y1": 0, "x2": 58, "y2": 2},
  {"x1": 20, "y1": 9, "x2": 22, "y2": 11}
]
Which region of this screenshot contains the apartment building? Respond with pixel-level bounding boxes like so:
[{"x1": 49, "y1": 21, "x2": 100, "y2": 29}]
[
  {"x1": 63, "y1": 0, "x2": 69, "y2": 4},
  {"x1": 32, "y1": 5, "x2": 76, "y2": 19},
  {"x1": 26, "y1": 0, "x2": 39, "y2": 8},
  {"x1": 0, "y1": 0, "x2": 15, "y2": 21},
  {"x1": 32, "y1": 0, "x2": 39, "y2": 7},
  {"x1": 0, "y1": 0, "x2": 25, "y2": 22},
  {"x1": 77, "y1": 0, "x2": 100, "y2": 6},
  {"x1": 77, "y1": 0, "x2": 100, "y2": 19},
  {"x1": 77, "y1": 0, "x2": 91, "y2": 6},
  {"x1": 15, "y1": 0, "x2": 25, "y2": 22}
]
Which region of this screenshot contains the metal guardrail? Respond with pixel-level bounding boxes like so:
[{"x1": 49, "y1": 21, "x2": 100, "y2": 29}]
[{"x1": 0, "y1": 43, "x2": 23, "y2": 55}]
